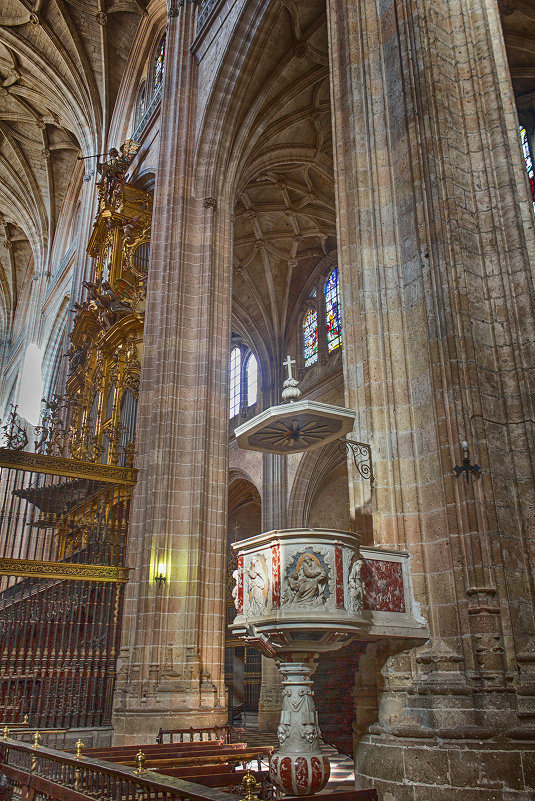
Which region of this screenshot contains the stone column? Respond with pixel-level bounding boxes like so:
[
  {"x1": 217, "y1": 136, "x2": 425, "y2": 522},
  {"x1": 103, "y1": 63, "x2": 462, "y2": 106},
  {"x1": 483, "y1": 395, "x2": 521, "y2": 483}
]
[
  {"x1": 112, "y1": 0, "x2": 232, "y2": 743},
  {"x1": 261, "y1": 452, "x2": 287, "y2": 532},
  {"x1": 259, "y1": 380, "x2": 286, "y2": 730},
  {"x1": 327, "y1": 0, "x2": 535, "y2": 796},
  {"x1": 258, "y1": 653, "x2": 283, "y2": 732}
]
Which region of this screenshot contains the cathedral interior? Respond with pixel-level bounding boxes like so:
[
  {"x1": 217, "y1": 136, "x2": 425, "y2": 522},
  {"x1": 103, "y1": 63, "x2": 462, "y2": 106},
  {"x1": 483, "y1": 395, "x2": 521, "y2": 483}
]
[{"x1": 0, "y1": 0, "x2": 535, "y2": 798}]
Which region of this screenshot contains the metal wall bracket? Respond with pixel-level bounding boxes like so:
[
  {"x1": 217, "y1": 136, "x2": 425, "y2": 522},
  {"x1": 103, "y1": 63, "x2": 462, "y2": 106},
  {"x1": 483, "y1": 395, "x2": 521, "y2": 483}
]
[{"x1": 340, "y1": 439, "x2": 374, "y2": 483}]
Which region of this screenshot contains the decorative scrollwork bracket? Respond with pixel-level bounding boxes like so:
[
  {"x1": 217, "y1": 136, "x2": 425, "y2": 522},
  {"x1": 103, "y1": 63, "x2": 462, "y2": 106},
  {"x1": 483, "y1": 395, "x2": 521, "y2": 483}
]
[
  {"x1": 1, "y1": 405, "x2": 28, "y2": 451},
  {"x1": 340, "y1": 439, "x2": 374, "y2": 484}
]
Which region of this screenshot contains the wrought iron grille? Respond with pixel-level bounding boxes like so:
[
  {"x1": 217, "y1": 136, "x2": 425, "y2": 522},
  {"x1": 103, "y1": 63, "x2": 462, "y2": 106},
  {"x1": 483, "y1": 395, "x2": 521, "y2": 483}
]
[{"x1": 0, "y1": 449, "x2": 135, "y2": 728}]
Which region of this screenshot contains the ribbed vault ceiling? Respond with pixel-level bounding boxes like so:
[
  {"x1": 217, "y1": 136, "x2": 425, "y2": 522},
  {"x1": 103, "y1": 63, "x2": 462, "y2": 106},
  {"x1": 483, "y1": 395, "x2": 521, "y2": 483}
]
[
  {"x1": 500, "y1": 0, "x2": 535, "y2": 108},
  {"x1": 0, "y1": 0, "x2": 145, "y2": 327},
  {"x1": 231, "y1": 1, "x2": 335, "y2": 360},
  {"x1": 0, "y1": 0, "x2": 532, "y2": 348}
]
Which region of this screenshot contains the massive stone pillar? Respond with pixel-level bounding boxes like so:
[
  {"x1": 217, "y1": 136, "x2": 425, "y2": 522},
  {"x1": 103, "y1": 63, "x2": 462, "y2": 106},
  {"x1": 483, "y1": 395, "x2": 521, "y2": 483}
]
[
  {"x1": 112, "y1": 0, "x2": 231, "y2": 743},
  {"x1": 328, "y1": 0, "x2": 535, "y2": 796}
]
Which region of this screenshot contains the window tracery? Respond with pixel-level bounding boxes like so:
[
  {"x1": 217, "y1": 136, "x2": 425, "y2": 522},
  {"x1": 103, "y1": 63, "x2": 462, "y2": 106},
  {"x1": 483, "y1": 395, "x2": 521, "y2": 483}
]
[
  {"x1": 230, "y1": 344, "x2": 259, "y2": 419},
  {"x1": 324, "y1": 266, "x2": 341, "y2": 353},
  {"x1": 520, "y1": 125, "x2": 535, "y2": 210},
  {"x1": 153, "y1": 35, "x2": 166, "y2": 92},
  {"x1": 135, "y1": 83, "x2": 146, "y2": 126},
  {"x1": 230, "y1": 347, "x2": 241, "y2": 418},
  {"x1": 132, "y1": 31, "x2": 166, "y2": 140},
  {"x1": 301, "y1": 265, "x2": 342, "y2": 368},
  {"x1": 303, "y1": 306, "x2": 318, "y2": 367}
]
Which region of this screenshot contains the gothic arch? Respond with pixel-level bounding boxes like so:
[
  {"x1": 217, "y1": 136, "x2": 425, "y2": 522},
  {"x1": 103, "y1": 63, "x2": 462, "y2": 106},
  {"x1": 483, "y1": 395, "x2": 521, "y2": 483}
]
[
  {"x1": 228, "y1": 471, "x2": 262, "y2": 547},
  {"x1": 287, "y1": 439, "x2": 346, "y2": 528}
]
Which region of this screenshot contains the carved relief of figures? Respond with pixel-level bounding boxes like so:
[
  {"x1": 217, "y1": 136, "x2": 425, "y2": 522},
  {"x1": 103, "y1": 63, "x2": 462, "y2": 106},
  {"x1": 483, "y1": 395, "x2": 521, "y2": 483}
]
[
  {"x1": 78, "y1": 280, "x2": 132, "y2": 329},
  {"x1": 348, "y1": 556, "x2": 365, "y2": 613},
  {"x1": 97, "y1": 141, "x2": 139, "y2": 208},
  {"x1": 283, "y1": 552, "x2": 328, "y2": 606},
  {"x1": 232, "y1": 569, "x2": 239, "y2": 610},
  {"x1": 246, "y1": 555, "x2": 269, "y2": 614}
]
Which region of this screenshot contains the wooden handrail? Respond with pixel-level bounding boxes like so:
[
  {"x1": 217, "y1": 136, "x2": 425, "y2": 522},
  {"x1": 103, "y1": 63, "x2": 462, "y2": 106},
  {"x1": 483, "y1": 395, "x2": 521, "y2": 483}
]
[{"x1": 0, "y1": 738, "x2": 238, "y2": 801}]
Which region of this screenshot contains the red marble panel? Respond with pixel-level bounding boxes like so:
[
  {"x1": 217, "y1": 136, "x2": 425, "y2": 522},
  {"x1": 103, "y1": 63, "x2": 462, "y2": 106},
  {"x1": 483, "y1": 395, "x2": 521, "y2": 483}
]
[
  {"x1": 335, "y1": 546, "x2": 344, "y2": 608},
  {"x1": 279, "y1": 756, "x2": 293, "y2": 793},
  {"x1": 295, "y1": 757, "x2": 309, "y2": 791},
  {"x1": 310, "y1": 757, "x2": 322, "y2": 792},
  {"x1": 272, "y1": 543, "x2": 280, "y2": 609},
  {"x1": 363, "y1": 559, "x2": 405, "y2": 612},
  {"x1": 237, "y1": 554, "x2": 244, "y2": 614}
]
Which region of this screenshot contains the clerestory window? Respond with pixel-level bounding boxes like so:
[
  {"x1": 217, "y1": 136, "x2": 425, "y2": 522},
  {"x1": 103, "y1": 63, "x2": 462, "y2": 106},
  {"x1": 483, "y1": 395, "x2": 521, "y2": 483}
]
[
  {"x1": 229, "y1": 344, "x2": 259, "y2": 419},
  {"x1": 153, "y1": 35, "x2": 166, "y2": 92},
  {"x1": 520, "y1": 125, "x2": 535, "y2": 211},
  {"x1": 302, "y1": 266, "x2": 342, "y2": 367}
]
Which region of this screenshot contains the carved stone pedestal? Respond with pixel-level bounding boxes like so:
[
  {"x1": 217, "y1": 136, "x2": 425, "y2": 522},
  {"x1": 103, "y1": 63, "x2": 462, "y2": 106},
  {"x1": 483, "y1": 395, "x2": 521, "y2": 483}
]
[
  {"x1": 269, "y1": 660, "x2": 330, "y2": 795},
  {"x1": 230, "y1": 528, "x2": 428, "y2": 795}
]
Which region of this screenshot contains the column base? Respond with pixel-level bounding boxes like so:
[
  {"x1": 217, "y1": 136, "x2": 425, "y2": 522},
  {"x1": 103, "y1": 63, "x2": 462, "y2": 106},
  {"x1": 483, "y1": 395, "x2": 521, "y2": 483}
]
[{"x1": 355, "y1": 733, "x2": 535, "y2": 800}]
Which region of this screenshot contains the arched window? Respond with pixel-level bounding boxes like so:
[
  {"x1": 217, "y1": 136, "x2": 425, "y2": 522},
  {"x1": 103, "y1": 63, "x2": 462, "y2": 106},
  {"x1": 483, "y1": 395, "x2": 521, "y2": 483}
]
[
  {"x1": 303, "y1": 306, "x2": 318, "y2": 367},
  {"x1": 324, "y1": 266, "x2": 341, "y2": 353},
  {"x1": 153, "y1": 35, "x2": 166, "y2": 92},
  {"x1": 230, "y1": 347, "x2": 241, "y2": 417},
  {"x1": 229, "y1": 344, "x2": 259, "y2": 418},
  {"x1": 520, "y1": 125, "x2": 535, "y2": 210},
  {"x1": 135, "y1": 82, "x2": 146, "y2": 125},
  {"x1": 246, "y1": 354, "x2": 258, "y2": 406}
]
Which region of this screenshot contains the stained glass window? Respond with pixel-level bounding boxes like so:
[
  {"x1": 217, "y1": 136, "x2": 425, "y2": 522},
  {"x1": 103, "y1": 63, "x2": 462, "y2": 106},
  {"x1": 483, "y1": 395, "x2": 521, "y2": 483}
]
[
  {"x1": 246, "y1": 354, "x2": 258, "y2": 406},
  {"x1": 324, "y1": 266, "x2": 341, "y2": 352},
  {"x1": 520, "y1": 125, "x2": 535, "y2": 211},
  {"x1": 230, "y1": 347, "x2": 241, "y2": 418},
  {"x1": 137, "y1": 83, "x2": 146, "y2": 123},
  {"x1": 303, "y1": 306, "x2": 318, "y2": 367},
  {"x1": 154, "y1": 35, "x2": 166, "y2": 92}
]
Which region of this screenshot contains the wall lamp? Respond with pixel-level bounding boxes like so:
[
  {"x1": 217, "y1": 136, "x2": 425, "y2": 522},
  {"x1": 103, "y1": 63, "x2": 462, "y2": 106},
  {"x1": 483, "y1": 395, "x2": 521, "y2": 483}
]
[{"x1": 154, "y1": 562, "x2": 167, "y2": 587}]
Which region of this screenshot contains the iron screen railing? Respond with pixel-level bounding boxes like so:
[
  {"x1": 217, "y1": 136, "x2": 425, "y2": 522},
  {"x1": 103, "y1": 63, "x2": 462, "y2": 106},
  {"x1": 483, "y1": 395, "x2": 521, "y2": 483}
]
[
  {"x1": 0, "y1": 449, "x2": 135, "y2": 728},
  {"x1": 0, "y1": 738, "x2": 234, "y2": 801}
]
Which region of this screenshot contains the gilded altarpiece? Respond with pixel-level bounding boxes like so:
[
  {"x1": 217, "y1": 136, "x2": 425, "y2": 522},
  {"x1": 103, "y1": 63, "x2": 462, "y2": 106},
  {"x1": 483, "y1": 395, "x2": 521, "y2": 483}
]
[
  {"x1": 66, "y1": 183, "x2": 151, "y2": 468},
  {"x1": 0, "y1": 177, "x2": 151, "y2": 730}
]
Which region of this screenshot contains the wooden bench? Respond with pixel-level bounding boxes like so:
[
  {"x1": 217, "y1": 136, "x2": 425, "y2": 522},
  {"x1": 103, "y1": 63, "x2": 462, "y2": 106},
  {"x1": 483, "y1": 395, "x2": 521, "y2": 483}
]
[
  {"x1": 117, "y1": 746, "x2": 272, "y2": 770},
  {"x1": 152, "y1": 768, "x2": 272, "y2": 799},
  {"x1": 82, "y1": 740, "x2": 228, "y2": 759}
]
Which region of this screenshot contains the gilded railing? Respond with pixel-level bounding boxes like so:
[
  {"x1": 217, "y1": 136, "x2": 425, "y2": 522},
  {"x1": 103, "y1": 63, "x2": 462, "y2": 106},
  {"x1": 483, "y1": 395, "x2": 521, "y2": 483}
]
[{"x1": 0, "y1": 739, "x2": 232, "y2": 801}]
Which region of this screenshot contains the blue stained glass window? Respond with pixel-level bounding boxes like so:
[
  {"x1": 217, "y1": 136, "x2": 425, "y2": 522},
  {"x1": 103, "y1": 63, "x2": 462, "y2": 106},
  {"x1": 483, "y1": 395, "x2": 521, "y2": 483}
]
[
  {"x1": 520, "y1": 125, "x2": 535, "y2": 211},
  {"x1": 324, "y1": 267, "x2": 341, "y2": 352},
  {"x1": 303, "y1": 307, "x2": 318, "y2": 367},
  {"x1": 154, "y1": 36, "x2": 166, "y2": 91}
]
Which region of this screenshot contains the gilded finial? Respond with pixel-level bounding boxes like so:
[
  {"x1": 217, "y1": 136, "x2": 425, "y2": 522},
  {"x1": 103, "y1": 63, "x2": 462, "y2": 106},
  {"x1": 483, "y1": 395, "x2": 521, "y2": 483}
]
[
  {"x1": 240, "y1": 771, "x2": 258, "y2": 801},
  {"x1": 75, "y1": 739, "x2": 84, "y2": 759},
  {"x1": 33, "y1": 730, "x2": 41, "y2": 747},
  {"x1": 2, "y1": 726, "x2": 8, "y2": 739},
  {"x1": 133, "y1": 750, "x2": 148, "y2": 774},
  {"x1": 23, "y1": 714, "x2": 29, "y2": 725}
]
